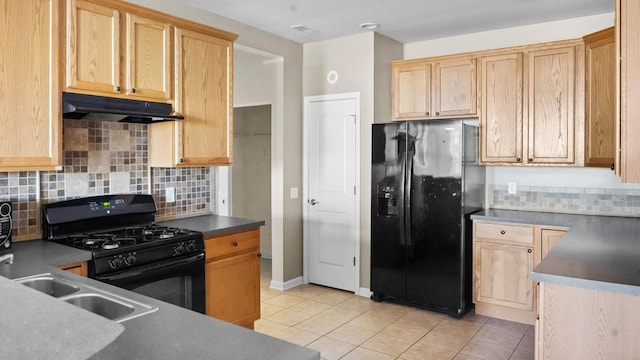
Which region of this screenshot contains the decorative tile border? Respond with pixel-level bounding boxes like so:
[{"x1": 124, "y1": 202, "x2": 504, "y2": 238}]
[
  {"x1": 0, "y1": 119, "x2": 213, "y2": 240},
  {"x1": 489, "y1": 184, "x2": 640, "y2": 216}
]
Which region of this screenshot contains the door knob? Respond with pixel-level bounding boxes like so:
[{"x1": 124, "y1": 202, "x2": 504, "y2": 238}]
[{"x1": 308, "y1": 199, "x2": 319, "y2": 205}]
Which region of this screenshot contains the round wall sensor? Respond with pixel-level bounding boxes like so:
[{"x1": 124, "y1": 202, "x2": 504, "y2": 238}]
[{"x1": 327, "y1": 70, "x2": 339, "y2": 84}]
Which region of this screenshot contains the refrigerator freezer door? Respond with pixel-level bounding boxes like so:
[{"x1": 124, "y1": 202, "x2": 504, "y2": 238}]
[{"x1": 371, "y1": 123, "x2": 406, "y2": 301}]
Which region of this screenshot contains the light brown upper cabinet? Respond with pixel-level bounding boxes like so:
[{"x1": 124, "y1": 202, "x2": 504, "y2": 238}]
[
  {"x1": 0, "y1": 0, "x2": 62, "y2": 171},
  {"x1": 479, "y1": 53, "x2": 524, "y2": 164},
  {"x1": 616, "y1": 0, "x2": 640, "y2": 182},
  {"x1": 391, "y1": 57, "x2": 476, "y2": 120},
  {"x1": 527, "y1": 45, "x2": 579, "y2": 165},
  {"x1": 149, "y1": 28, "x2": 234, "y2": 167},
  {"x1": 65, "y1": 0, "x2": 172, "y2": 101},
  {"x1": 478, "y1": 41, "x2": 584, "y2": 166},
  {"x1": 584, "y1": 27, "x2": 616, "y2": 169}
]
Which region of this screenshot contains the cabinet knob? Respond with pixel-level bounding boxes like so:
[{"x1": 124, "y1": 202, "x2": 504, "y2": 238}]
[
  {"x1": 425, "y1": 112, "x2": 430, "y2": 116},
  {"x1": 115, "y1": 86, "x2": 121, "y2": 92},
  {"x1": 611, "y1": 163, "x2": 615, "y2": 171},
  {"x1": 528, "y1": 158, "x2": 533, "y2": 163},
  {"x1": 528, "y1": 249, "x2": 532, "y2": 253},
  {"x1": 500, "y1": 230, "x2": 505, "y2": 235},
  {"x1": 516, "y1": 157, "x2": 522, "y2": 162},
  {"x1": 131, "y1": 88, "x2": 136, "y2": 93},
  {"x1": 179, "y1": 158, "x2": 184, "y2": 163},
  {"x1": 435, "y1": 112, "x2": 439, "y2": 116},
  {"x1": 232, "y1": 241, "x2": 238, "y2": 247},
  {"x1": 257, "y1": 253, "x2": 262, "y2": 258}
]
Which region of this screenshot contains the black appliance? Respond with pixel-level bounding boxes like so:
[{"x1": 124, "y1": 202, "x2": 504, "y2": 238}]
[
  {"x1": 42, "y1": 194, "x2": 205, "y2": 314},
  {"x1": 0, "y1": 201, "x2": 12, "y2": 249},
  {"x1": 370, "y1": 119, "x2": 485, "y2": 318},
  {"x1": 62, "y1": 92, "x2": 184, "y2": 124}
]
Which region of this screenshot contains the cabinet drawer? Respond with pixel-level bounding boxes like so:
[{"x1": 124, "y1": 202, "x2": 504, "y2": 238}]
[
  {"x1": 205, "y1": 229, "x2": 260, "y2": 260},
  {"x1": 475, "y1": 222, "x2": 534, "y2": 244}
]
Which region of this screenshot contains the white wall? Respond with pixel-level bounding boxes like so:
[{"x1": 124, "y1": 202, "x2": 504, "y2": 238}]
[
  {"x1": 404, "y1": 12, "x2": 640, "y2": 192},
  {"x1": 303, "y1": 33, "x2": 402, "y2": 291}
]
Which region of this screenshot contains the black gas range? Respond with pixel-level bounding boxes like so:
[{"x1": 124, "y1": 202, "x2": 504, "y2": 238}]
[{"x1": 42, "y1": 194, "x2": 206, "y2": 313}]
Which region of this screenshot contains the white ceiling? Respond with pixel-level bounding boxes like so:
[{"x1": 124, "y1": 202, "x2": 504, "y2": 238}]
[{"x1": 174, "y1": 0, "x2": 613, "y2": 44}]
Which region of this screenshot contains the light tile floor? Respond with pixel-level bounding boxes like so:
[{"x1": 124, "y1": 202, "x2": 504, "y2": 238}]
[{"x1": 256, "y1": 259, "x2": 534, "y2": 360}]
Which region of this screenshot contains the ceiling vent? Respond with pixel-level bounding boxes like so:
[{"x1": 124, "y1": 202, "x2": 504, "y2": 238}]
[{"x1": 290, "y1": 24, "x2": 317, "y2": 35}]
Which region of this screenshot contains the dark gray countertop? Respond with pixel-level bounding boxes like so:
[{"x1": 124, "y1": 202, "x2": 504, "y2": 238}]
[
  {"x1": 159, "y1": 214, "x2": 265, "y2": 238},
  {"x1": 471, "y1": 209, "x2": 640, "y2": 296},
  {"x1": 1, "y1": 214, "x2": 318, "y2": 360}
]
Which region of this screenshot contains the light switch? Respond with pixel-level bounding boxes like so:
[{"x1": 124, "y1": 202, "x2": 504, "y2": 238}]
[
  {"x1": 166, "y1": 187, "x2": 175, "y2": 203},
  {"x1": 508, "y1": 182, "x2": 517, "y2": 195},
  {"x1": 290, "y1": 187, "x2": 299, "y2": 199}
]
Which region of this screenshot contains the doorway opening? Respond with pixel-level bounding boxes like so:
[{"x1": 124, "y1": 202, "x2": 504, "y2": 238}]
[{"x1": 232, "y1": 105, "x2": 272, "y2": 258}]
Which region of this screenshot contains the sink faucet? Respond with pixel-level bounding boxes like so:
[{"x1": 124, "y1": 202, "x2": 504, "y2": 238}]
[{"x1": 0, "y1": 254, "x2": 13, "y2": 264}]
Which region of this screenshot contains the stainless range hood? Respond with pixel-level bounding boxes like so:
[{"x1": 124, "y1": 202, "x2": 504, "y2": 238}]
[{"x1": 62, "y1": 92, "x2": 184, "y2": 124}]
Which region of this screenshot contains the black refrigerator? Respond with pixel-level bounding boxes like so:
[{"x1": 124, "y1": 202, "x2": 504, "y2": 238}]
[{"x1": 370, "y1": 119, "x2": 485, "y2": 318}]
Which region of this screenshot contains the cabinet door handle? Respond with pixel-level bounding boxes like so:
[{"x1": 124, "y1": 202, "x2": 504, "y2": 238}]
[
  {"x1": 435, "y1": 112, "x2": 439, "y2": 116},
  {"x1": 232, "y1": 241, "x2": 238, "y2": 247},
  {"x1": 500, "y1": 230, "x2": 506, "y2": 235},
  {"x1": 131, "y1": 88, "x2": 136, "y2": 93},
  {"x1": 425, "y1": 112, "x2": 430, "y2": 116},
  {"x1": 179, "y1": 158, "x2": 184, "y2": 163},
  {"x1": 257, "y1": 253, "x2": 262, "y2": 258},
  {"x1": 528, "y1": 158, "x2": 533, "y2": 163},
  {"x1": 115, "y1": 86, "x2": 121, "y2": 92},
  {"x1": 516, "y1": 157, "x2": 522, "y2": 162},
  {"x1": 528, "y1": 249, "x2": 532, "y2": 253},
  {"x1": 611, "y1": 163, "x2": 615, "y2": 171}
]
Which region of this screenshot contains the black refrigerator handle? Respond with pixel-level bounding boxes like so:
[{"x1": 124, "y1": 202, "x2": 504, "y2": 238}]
[
  {"x1": 398, "y1": 151, "x2": 407, "y2": 246},
  {"x1": 404, "y1": 150, "x2": 413, "y2": 247}
]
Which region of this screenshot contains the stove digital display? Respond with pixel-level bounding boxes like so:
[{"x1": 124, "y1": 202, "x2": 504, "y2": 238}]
[{"x1": 89, "y1": 199, "x2": 126, "y2": 211}]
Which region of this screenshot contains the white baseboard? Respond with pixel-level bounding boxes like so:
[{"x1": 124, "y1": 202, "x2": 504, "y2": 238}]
[
  {"x1": 357, "y1": 287, "x2": 372, "y2": 298},
  {"x1": 270, "y1": 276, "x2": 303, "y2": 291}
]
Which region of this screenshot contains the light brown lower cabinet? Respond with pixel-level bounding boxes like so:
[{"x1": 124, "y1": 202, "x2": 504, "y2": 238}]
[
  {"x1": 537, "y1": 282, "x2": 640, "y2": 359},
  {"x1": 58, "y1": 261, "x2": 88, "y2": 276},
  {"x1": 473, "y1": 221, "x2": 567, "y2": 325},
  {"x1": 204, "y1": 228, "x2": 260, "y2": 329}
]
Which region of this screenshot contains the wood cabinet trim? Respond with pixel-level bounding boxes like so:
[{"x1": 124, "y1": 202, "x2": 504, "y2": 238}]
[
  {"x1": 74, "y1": 0, "x2": 237, "y2": 42},
  {"x1": 392, "y1": 38, "x2": 585, "y2": 67}
]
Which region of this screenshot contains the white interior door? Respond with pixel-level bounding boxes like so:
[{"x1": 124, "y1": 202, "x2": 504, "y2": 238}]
[{"x1": 304, "y1": 93, "x2": 359, "y2": 292}]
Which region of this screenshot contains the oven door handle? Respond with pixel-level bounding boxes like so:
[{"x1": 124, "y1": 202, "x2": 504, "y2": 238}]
[{"x1": 94, "y1": 252, "x2": 205, "y2": 282}]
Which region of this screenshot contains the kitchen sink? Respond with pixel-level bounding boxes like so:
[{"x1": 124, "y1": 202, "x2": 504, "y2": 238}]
[
  {"x1": 63, "y1": 294, "x2": 135, "y2": 321},
  {"x1": 15, "y1": 273, "x2": 158, "y2": 323},
  {"x1": 16, "y1": 275, "x2": 80, "y2": 297}
]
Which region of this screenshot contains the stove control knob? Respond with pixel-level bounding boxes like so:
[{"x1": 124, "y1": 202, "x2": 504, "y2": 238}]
[
  {"x1": 186, "y1": 241, "x2": 197, "y2": 252},
  {"x1": 109, "y1": 256, "x2": 124, "y2": 270},
  {"x1": 124, "y1": 253, "x2": 137, "y2": 266},
  {"x1": 175, "y1": 244, "x2": 186, "y2": 255}
]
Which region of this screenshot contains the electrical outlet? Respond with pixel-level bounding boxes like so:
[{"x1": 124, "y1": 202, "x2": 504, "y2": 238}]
[
  {"x1": 166, "y1": 187, "x2": 175, "y2": 203},
  {"x1": 290, "y1": 187, "x2": 299, "y2": 199},
  {"x1": 508, "y1": 182, "x2": 517, "y2": 195}
]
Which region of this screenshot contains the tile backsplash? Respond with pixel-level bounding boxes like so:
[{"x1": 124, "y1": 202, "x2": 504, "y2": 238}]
[
  {"x1": 2, "y1": 119, "x2": 213, "y2": 240},
  {"x1": 489, "y1": 184, "x2": 640, "y2": 216}
]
